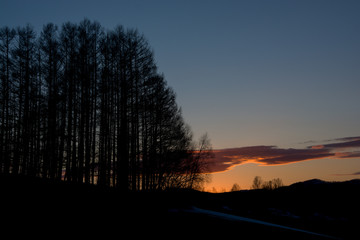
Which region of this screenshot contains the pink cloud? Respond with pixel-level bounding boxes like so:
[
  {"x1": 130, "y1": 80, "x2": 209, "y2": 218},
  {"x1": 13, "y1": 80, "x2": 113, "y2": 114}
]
[
  {"x1": 208, "y1": 145, "x2": 333, "y2": 173},
  {"x1": 207, "y1": 136, "x2": 360, "y2": 173}
]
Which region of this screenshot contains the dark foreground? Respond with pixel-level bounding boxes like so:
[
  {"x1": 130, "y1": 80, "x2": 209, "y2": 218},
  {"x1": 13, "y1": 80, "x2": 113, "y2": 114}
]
[{"x1": 1, "y1": 175, "x2": 359, "y2": 239}]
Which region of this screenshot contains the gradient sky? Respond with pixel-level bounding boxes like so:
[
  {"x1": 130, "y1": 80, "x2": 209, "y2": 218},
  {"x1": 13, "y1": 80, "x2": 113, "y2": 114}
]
[{"x1": 1, "y1": 0, "x2": 360, "y2": 191}]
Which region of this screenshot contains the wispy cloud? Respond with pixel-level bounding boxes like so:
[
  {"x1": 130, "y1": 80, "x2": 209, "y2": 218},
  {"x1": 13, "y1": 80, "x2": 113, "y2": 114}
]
[
  {"x1": 332, "y1": 171, "x2": 360, "y2": 176},
  {"x1": 311, "y1": 137, "x2": 360, "y2": 150},
  {"x1": 208, "y1": 136, "x2": 360, "y2": 173}
]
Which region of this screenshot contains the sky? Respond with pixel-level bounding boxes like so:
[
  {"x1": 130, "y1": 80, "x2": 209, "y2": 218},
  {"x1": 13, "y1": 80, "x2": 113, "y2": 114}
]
[{"x1": 1, "y1": 0, "x2": 360, "y2": 191}]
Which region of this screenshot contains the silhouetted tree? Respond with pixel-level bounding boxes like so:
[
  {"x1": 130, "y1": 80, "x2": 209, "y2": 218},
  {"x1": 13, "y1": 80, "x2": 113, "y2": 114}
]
[
  {"x1": 12, "y1": 25, "x2": 37, "y2": 176},
  {"x1": 231, "y1": 183, "x2": 241, "y2": 192},
  {"x1": 39, "y1": 23, "x2": 62, "y2": 180},
  {"x1": 252, "y1": 176, "x2": 284, "y2": 190},
  {"x1": 0, "y1": 26, "x2": 16, "y2": 174},
  {"x1": 60, "y1": 21, "x2": 78, "y2": 182},
  {"x1": 252, "y1": 176, "x2": 263, "y2": 189},
  {"x1": 272, "y1": 178, "x2": 284, "y2": 189},
  {"x1": 184, "y1": 133, "x2": 213, "y2": 190},
  {"x1": 0, "y1": 20, "x2": 211, "y2": 192},
  {"x1": 262, "y1": 180, "x2": 274, "y2": 190}
]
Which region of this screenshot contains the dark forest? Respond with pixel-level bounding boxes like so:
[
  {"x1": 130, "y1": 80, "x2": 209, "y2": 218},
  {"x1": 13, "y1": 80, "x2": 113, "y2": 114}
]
[{"x1": 0, "y1": 20, "x2": 212, "y2": 191}]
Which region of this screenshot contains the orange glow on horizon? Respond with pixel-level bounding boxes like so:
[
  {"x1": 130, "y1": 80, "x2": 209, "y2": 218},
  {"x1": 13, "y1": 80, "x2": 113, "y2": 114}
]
[
  {"x1": 201, "y1": 137, "x2": 360, "y2": 192},
  {"x1": 202, "y1": 156, "x2": 360, "y2": 193}
]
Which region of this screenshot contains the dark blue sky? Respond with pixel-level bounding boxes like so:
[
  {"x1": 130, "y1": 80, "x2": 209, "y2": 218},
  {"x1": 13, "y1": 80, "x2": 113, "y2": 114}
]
[{"x1": 1, "y1": 0, "x2": 360, "y2": 149}]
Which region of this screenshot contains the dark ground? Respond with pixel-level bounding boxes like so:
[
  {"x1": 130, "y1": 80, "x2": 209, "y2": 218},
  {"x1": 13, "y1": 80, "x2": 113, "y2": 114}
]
[{"x1": 1, "y1": 174, "x2": 359, "y2": 239}]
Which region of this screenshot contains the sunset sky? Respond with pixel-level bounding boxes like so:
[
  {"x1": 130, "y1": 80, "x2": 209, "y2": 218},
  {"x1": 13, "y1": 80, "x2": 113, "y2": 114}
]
[{"x1": 1, "y1": 0, "x2": 360, "y2": 191}]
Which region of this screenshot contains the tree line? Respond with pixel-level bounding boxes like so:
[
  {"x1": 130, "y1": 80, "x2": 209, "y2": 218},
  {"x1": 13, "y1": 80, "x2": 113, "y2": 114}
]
[
  {"x1": 0, "y1": 20, "x2": 211, "y2": 191},
  {"x1": 252, "y1": 176, "x2": 284, "y2": 190}
]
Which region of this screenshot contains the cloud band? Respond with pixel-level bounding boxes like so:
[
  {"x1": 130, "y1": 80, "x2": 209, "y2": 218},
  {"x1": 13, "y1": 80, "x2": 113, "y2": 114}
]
[{"x1": 207, "y1": 136, "x2": 360, "y2": 173}]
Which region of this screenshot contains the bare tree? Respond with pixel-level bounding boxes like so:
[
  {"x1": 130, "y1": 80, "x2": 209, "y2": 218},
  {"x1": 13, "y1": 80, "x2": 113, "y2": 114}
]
[
  {"x1": 272, "y1": 178, "x2": 284, "y2": 189},
  {"x1": 231, "y1": 183, "x2": 241, "y2": 192},
  {"x1": 252, "y1": 176, "x2": 263, "y2": 189},
  {"x1": 39, "y1": 23, "x2": 62, "y2": 180},
  {"x1": 0, "y1": 27, "x2": 16, "y2": 174},
  {"x1": 252, "y1": 176, "x2": 284, "y2": 190},
  {"x1": 186, "y1": 133, "x2": 213, "y2": 190},
  {"x1": 262, "y1": 180, "x2": 274, "y2": 190}
]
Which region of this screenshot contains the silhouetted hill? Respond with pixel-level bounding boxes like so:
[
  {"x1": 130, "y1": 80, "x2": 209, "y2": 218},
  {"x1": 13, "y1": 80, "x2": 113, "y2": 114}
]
[
  {"x1": 1, "y1": 174, "x2": 359, "y2": 239},
  {"x1": 289, "y1": 178, "x2": 360, "y2": 189},
  {"x1": 291, "y1": 178, "x2": 328, "y2": 186}
]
